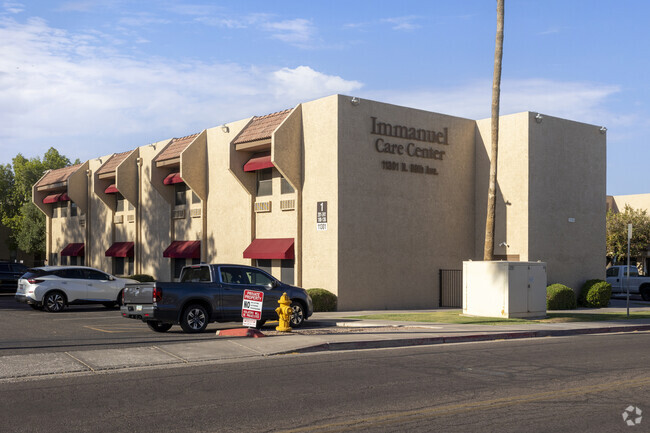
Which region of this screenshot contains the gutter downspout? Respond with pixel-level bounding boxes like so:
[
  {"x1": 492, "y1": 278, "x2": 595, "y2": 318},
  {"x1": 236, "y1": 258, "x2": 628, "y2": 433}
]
[
  {"x1": 136, "y1": 157, "x2": 143, "y2": 274},
  {"x1": 86, "y1": 169, "x2": 92, "y2": 267}
]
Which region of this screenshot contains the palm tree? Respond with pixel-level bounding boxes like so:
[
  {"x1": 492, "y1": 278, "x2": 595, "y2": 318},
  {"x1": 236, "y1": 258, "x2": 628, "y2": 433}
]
[{"x1": 484, "y1": 0, "x2": 505, "y2": 260}]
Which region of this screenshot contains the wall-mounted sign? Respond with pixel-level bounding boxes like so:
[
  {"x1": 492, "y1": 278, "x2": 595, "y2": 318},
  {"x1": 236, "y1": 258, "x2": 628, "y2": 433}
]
[
  {"x1": 317, "y1": 201, "x2": 327, "y2": 231},
  {"x1": 371, "y1": 116, "x2": 448, "y2": 176}
]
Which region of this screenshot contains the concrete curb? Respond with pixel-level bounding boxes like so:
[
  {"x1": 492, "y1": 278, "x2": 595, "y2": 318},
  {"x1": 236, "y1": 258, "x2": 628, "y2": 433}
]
[{"x1": 284, "y1": 324, "x2": 650, "y2": 354}]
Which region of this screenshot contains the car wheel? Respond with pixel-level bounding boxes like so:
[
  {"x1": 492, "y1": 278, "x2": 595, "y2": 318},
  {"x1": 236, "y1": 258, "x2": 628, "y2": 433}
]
[
  {"x1": 102, "y1": 302, "x2": 117, "y2": 309},
  {"x1": 180, "y1": 304, "x2": 209, "y2": 333},
  {"x1": 290, "y1": 302, "x2": 306, "y2": 328},
  {"x1": 147, "y1": 321, "x2": 173, "y2": 333},
  {"x1": 43, "y1": 291, "x2": 66, "y2": 313},
  {"x1": 116, "y1": 290, "x2": 124, "y2": 307},
  {"x1": 642, "y1": 289, "x2": 650, "y2": 302}
]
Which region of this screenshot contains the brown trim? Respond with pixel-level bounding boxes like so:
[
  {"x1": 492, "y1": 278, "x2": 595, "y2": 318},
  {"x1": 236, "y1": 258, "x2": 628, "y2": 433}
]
[{"x1": 493, "y1": 254, "x2": 520, "y2": 261}]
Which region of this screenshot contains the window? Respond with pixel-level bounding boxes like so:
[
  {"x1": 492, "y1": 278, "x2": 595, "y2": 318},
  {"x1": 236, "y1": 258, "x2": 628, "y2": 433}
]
[
  {"x1": 281, "y1": 259, "x2": 294, "y2": 285},
  {"x1": 175, "y1": 183, "x2": 187, "y2": 206},
  {"x1": 60, "y1": 256, "x2": 68, "y2": 266},
  {"x1": 220, "y1": 267, "x2": 250, "y2": 285},
  {"x1": 247, "y1": 269, "x2": 275, "y2": 287},
  {"x1": 281, "y1": 176, "x2": 294, "y2": 194},
  {"x1": 50, "y1": 253, "x2": 58, "y2": 266},
  {"x1": 59, "y1": 201, "x2": 67, "y2": 218},
  {"x1": 70, "y1": 202, "x2": 77, "y2": 217},
  {"x1": 180, "y1": 266, "x2": 211, "y2": 283},
  {"x1": 116, "y1": 193, "x2": 126, "y2": 212},
  {"x1": 606, "y1": 268, "x2": 618, "y2": 277},
  {"x1": 256, "y1": 259, "x2": 271, "y2": 275},
  {"x1": 173, "y1": 259, "x2": 186, "y2": 280},
  {"x1": 192, "y1": 191, "x2": 201, "y2": 204},
  {"x1": 52, "y1": 206, "x2": 57, "y2": 218},
  {"x1": 114, "y1": 257, "x2": 125, "y2": 276},
  {"x1": 69, "y1": 256, "x2": 78, "y2": 266},
  {"x1": 85, "y1": 269, "x2": 110, "y2": 280},
  {"x1": 257, "y1": 168, "x2": 272, "y2": 197}
]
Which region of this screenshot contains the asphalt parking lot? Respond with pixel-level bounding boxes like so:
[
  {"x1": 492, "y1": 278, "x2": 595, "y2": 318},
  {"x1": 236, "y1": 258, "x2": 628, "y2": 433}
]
[{"x1": 0, "y1": 294, "x2": 253, "y2": 356}]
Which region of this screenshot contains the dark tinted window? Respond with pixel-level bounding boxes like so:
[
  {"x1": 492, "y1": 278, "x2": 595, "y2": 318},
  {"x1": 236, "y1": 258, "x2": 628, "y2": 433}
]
[
  {"x1": 606, "y1": 267, "x2": 618, "y2": 277},
  {"x1": 220, "y1": 267, "x2": 251, "y2": 285},
  {"x1": 0, "y1": 264, "x2": 10, "y2": 272},
  {"x1": 22, "y1": 269, "x2": 51, "y2": 279},
  {"x1": 256, "y1": 259, "x2": 271, "y2": 275},
  {"x1": 84, "y1": 269, "x2": 109, "y2": 280},
  {"x1": 247, "y1": 269, "x2": 274, "y2": 286},
  {"x1": 180, "y1": 266, "x2": 211, "y2": 283},
  {"x1": 11, "y1": 264, "x2": 28, "y2": 273},
  {"x1": 281, "y1": 260, "x2": 294, "y2": 285},
  {"x1": 54, "y1": 269, "x2": 84, "y2": 279}
]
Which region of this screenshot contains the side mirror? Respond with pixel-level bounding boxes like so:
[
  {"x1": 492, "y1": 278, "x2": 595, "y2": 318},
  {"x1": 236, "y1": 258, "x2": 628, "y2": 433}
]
[{"x1": 266, "y1": 281, "x2": 277, "y2": 290}]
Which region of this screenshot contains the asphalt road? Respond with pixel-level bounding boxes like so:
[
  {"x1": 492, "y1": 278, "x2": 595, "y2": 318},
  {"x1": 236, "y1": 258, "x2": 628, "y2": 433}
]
[
  {"x1": 2, "y1": 332, "x2": 649, "y2": 432},
  {"x1": 0, "y1": 294, "x2": 247, "y2": 355}
]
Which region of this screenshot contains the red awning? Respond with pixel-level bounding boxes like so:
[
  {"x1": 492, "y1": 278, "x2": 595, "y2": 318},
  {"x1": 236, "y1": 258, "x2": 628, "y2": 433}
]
[
  {"x1": 43, "y1": 193, "x2": 62, "y2": 204},
  {"x1": 61, "y1": 243, "x2": 84, "y2": 257},
  {"x1": 243, "y1": 238, "x2": 294, "y2": 260},
  {"x1": 59, "y1": 193, "x2": 70, "y2": 201},
  {"x1": 163, "y1": 241, "x2": 200, "y2": 259},
  {"x1": 163, "y1": 172, "x2": 184, "y2": 185},
  {"x1": 243, "y1": 155, "x2": 274, "y2": 172},
  {"x1": 105, "y1": 184, "x2": 119, "y2": 194},
  {"x1": 105, "y1": 242, "x2": 134, "y2": 257}
]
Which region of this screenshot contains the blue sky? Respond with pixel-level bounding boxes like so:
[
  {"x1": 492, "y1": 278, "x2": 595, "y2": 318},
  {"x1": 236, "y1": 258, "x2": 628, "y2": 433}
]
[{"x1": 0, "y1": 1, "x2": 647, "y2": 195}]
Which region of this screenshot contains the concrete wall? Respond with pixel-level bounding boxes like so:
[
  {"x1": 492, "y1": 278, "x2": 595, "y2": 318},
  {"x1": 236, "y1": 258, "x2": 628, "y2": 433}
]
[
  {"x1": 336, "y1": 95, "x2": 476, "y2": 309},
  {"x1": 527, "y1": 113, "x2": 606, "y2": 289}
]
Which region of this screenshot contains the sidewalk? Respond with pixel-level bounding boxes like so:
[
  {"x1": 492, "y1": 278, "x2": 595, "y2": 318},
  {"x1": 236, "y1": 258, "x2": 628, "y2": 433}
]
[{"x1": 2, "y1": 301, "x2": 650, "y2": 381}]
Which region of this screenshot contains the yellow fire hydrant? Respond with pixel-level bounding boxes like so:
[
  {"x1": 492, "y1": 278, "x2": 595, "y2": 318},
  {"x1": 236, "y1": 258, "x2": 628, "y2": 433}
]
[{"x1": 275, "y1": 292, "x2": 293, "y2": 332}]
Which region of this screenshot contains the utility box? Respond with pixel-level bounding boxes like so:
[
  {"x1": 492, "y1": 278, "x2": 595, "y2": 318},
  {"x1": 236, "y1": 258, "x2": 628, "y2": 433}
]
[{"x1": 463, "y1": 261, "x2": 547, "y2": 319}]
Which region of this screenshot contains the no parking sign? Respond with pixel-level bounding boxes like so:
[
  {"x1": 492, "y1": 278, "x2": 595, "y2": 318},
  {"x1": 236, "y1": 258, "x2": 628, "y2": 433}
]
[{"x1": 241, "y1": 290, "x2": 264, "y2": 326}]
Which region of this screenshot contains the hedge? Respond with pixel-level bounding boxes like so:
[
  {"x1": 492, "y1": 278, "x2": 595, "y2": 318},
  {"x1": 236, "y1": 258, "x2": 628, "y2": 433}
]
[
  {"x1": 546, "y1": 284, "x2": 576, "y2": 310},
  {"x1": 307, "y1": 288, "x2": 337, "y2": 312},
  {"x1": 578, "y1": 279, "x2": 604, "y2": 307},
  {"x1": 127, "y1": 274, "x2": 156, "y2": 282},
  {"x1": 583, "y1": 281, "x2": 612, "y2": 308}
]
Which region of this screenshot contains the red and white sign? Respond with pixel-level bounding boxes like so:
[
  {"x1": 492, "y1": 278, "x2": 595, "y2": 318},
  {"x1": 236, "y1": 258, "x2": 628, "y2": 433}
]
[{"x1": 241, "y1": 290, "x2": 264, "y2": 320}]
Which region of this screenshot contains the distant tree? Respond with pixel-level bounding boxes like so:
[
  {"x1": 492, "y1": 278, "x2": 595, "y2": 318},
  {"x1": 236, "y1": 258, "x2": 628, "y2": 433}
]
[
  {"x1": 2, "y1": 148, "x2": 77, "y2": 255},
  {"x1": 484, "y1": 0, "x2": 505, "y2": 260},
  {"x1": 606, "y1": 205, "x2": 650, "y2": 265}
]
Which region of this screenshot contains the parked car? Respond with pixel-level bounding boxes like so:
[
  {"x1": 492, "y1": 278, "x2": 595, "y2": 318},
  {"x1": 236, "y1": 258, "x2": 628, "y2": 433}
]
[
  {"x1": 121, "y1": 264, "x2": 313, "y2": 333},
  {"x1": 0, "y1": 261, "x2": 28, "y2": 293},
  {"x1": 15, "y1": 266, "x2": 138, "y2": 312},
  {"x1": 606, "y1": 265, "x2": 650, "y2": 301}
]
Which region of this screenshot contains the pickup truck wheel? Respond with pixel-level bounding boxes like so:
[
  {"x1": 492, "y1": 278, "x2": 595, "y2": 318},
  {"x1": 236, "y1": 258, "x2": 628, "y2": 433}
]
[
  {"x1": 642, "y1": 289, "x2": 650, "y2": 302},
  {"x1": 147, "y1": 321, "x2": 173, "y2": 333},
  {"x1": 290, "y1": 302, "x2": 306, "y2": 328},
  {"x1": 180, "y1": 304, "x2": 209, "y2": 333},
  {"x1": 43, "y1": 291, "x2": 66, "y2": 313}
]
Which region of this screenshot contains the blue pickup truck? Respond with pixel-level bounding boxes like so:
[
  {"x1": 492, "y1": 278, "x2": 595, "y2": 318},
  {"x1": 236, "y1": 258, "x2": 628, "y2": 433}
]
[{"x1": 120, "y1": 264, "x2": 313, "y2": 333}]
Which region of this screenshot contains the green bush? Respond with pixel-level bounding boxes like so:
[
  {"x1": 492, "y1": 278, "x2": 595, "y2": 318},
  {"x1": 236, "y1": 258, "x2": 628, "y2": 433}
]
[
  {"x1": 307, "y1": 288, "x2": 337, "y2": 312},
  {"x1": 546, "y1": 284, "x2": 577, "y2": 310},
  {"x1": 127, "y1": 274, "x2": 156, "y2": 282},
  {"x1": 583, "y1": 281, "x2": 612, "y2": 308},
  {"x1": 578, "y1": 279, "x2": 603, "y2": 307}
]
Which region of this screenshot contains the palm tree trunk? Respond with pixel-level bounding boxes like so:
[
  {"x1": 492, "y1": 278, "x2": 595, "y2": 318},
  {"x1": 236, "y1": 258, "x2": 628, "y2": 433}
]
[{"x1": 484, "y1": 0, "x2": 505, "y2": 261}]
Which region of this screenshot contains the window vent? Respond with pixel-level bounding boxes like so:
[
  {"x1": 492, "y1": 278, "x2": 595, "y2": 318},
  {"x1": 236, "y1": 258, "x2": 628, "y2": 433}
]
[
  {"x1": 280, "y1": 199, "x2": 296, "y2": 211},
  {"x1": 79, "y1": 216, "x2": 86, "y2": 227},
  {"x1": 254, "y1": 201, "x2": 272, "y2": 213},
  {"x1": 114, "y1": 214, "x2": 123, "y2": 224},
  {"x1": 173, "y1": 209, "x2": 186, "y2": 219},
  {"x1": 127, "y1": 214, "x2": 135, "y2": 223},
  {"x1": 190, "y1": 208, "x2": 202, "y2": 218}
]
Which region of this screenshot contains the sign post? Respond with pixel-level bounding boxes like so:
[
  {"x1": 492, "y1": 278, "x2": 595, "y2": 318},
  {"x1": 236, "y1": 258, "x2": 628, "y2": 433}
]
[
  {"x1": 241, "y1": 290, "x2": 264, "y2": 328},
  {"x1": 627, "y1": 224, "x2": 632, "y2": 318}
]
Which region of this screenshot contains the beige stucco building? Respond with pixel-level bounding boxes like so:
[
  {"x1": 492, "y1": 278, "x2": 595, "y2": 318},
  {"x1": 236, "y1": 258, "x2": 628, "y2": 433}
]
[{"x1": 32, "y1": 94, "x2": 606, "y2": 309}]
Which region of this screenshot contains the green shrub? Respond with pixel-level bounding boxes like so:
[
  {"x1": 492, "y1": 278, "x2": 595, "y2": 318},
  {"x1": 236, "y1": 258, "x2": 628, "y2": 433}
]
[
  {"x1": 127, "y1": 274, "x2": 156, "y2": 282},
  {"x1": 578, "y1": 279, "x2": 603, "y2": 307},
  {"x1": 583, "y1": 281, "x2": 612, "y2": 308},
  {"x1": 307, "y1": 288, "x2": 337, "y2": 312},
  {"x1": 546, "y1": 284, "x2": 577, "y2": 310}
]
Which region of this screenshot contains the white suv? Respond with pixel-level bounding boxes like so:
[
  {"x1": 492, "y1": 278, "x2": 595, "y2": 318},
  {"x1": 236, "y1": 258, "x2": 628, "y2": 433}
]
[{"x1": 15, "y1": 266, "x2": 137, "y2": 312}]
